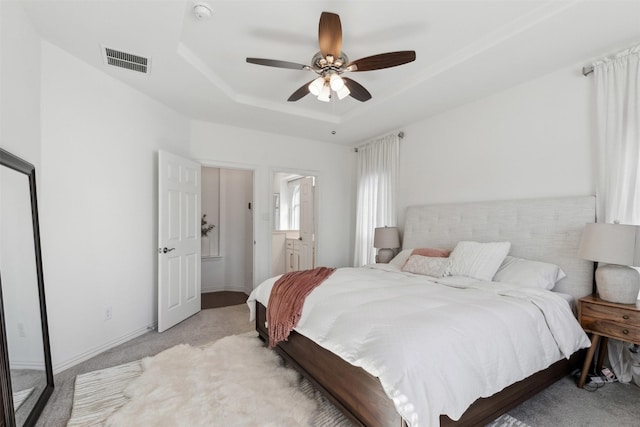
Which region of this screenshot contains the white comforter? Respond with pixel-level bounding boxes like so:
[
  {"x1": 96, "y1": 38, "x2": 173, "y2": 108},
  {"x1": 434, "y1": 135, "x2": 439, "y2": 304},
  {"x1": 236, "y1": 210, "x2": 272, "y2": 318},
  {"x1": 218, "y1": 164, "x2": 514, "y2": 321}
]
[{"x1": 247, "y1": 265, "x2": 590, "y2": 427}]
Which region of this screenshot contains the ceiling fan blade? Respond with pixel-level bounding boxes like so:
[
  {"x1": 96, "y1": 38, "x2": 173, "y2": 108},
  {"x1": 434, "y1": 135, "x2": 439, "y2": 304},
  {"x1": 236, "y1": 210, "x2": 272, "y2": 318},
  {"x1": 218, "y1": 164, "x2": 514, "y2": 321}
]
[
  {"x1": 318, "y1": 12, "x2": 342, "y2": 60},
  {"x1": 287, "y1": 80, "x2": 314, "y2": 102},
  {"x1": 347, "y1": 51, "x2": 416, "y2": 72},
  {"x1": 342, "y1": 77, "x2": 371, "y2": 102},
  {"x1": 246, "y1": 58, "x2": 309, "y2": 70}
]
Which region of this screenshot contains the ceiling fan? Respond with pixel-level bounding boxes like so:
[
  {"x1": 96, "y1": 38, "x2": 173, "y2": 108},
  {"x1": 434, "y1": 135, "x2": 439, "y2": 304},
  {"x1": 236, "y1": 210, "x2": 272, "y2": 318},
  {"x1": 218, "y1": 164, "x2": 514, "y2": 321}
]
[{"x1": 246, "y1": 12, "x2": 416, "y2": 103}]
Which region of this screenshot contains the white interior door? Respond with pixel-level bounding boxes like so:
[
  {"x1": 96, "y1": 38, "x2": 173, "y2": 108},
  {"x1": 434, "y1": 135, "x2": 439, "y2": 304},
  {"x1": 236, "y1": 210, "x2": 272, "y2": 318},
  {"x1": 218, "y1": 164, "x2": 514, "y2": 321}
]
[
  {"x1": 299, "y1": 176, "x2": 314, "y2": 270},
  {"x1": 158, "y1": 151, "x2": 201, "y2": 332}
]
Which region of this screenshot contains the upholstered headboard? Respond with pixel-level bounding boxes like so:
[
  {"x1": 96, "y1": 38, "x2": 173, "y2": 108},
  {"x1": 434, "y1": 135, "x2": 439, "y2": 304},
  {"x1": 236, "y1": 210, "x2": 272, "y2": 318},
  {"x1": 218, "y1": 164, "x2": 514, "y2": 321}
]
[{"x1": 402, "y1": 196, "x2": 596, "y2": 299}]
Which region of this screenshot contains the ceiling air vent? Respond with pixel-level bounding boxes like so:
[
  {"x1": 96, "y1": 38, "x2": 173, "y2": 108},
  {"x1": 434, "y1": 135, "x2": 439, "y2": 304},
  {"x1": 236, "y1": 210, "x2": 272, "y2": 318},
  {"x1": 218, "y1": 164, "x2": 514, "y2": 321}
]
[{"x1": 102, "y1": 47, "x2": 150, "y2": 74}]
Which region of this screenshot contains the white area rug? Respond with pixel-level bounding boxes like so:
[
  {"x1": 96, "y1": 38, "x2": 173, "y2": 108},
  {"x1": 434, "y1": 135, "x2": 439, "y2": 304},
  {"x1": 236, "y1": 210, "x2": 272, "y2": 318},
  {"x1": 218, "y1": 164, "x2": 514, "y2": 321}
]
[
  {"x1": 68, "y1": 334, "x2": 350, "y2": 427},
  {"x1": 487, "y1": 414, "x2": 531, "y2": 427},
  {"x1": 13, "y1": 387, "x2": 34, "y2": 410},
  {"x1": 67, "y1": 361, "x2": 142, "y2": 426},
  {"x1": 66, "y1": 334, "x2": 530, "y2": 427}
]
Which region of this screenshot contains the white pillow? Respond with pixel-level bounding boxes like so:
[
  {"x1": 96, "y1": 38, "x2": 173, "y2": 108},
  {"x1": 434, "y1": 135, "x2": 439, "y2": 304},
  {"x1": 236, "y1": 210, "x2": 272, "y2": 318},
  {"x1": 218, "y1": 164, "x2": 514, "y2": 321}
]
[
  {"x1": 493, "y1": 256, "x2": 566, "y2": 290},
  {"x1": 402, "y1": 255, "x2": 451, "y2": 278},
  {"x1": 448, "y1": 241, "x2": 511, "y2": 281}
]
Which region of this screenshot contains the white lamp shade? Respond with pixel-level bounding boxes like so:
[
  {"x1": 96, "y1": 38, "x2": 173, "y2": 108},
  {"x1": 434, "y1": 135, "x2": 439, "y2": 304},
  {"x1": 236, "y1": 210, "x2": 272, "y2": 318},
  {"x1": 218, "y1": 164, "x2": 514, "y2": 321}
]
[
  {"x1": 317, "y1": 84, "x2": 331, "y2": 102},
  {"x1": 308, "y1": 77, "x2": 324, "y2": 96},
  {"x1": 336, "y1": 85, "x2": 350, "y2": 100},
  {"x1": 374, "y1": 227, "x2": 400, "y2": 249},
  {"x1": 329, "y1": 73, "x2": 345, "y2": 91},
  {"x1": 578, "y1": 222, "x2": 640, "y2": 266}
]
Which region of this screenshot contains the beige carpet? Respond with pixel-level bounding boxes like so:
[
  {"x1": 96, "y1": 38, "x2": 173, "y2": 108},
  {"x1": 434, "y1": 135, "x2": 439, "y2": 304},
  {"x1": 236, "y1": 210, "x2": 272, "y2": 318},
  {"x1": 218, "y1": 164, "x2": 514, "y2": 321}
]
[{"x1": 66, "y1": 333, "x2": 528, "y2": 427}]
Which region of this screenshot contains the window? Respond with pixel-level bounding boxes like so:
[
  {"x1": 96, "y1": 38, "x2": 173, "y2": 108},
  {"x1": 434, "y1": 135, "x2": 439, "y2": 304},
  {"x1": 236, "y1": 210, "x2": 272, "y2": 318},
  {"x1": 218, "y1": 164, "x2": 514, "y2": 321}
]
[{"x1": 290, "y1": 184, "x2": 300, "y2": 230}]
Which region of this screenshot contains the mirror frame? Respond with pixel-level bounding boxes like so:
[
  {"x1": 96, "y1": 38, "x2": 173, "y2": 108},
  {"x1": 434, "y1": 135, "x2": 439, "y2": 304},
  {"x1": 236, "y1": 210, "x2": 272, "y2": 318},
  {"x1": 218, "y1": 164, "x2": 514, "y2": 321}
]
[{"x1": 0, "y1": 148, "x2": 53, "y2": 427}]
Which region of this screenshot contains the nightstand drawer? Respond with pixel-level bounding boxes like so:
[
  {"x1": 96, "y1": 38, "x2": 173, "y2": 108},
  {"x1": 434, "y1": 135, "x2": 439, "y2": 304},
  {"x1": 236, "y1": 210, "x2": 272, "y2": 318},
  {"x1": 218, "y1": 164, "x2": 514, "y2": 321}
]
[
  {"x1": 581, "y1": 303, "x2": 640, "y2": 324},
  {"x1": 581, "y1": 316, "x2": 640, "y2": 343}
]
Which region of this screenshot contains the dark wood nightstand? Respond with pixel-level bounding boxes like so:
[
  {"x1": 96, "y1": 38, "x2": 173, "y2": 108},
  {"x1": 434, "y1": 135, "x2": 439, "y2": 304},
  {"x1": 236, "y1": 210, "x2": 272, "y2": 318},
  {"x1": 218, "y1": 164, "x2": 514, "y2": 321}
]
[{"x1": 577, "y1": 294, "x2": 640, "y2": 388}]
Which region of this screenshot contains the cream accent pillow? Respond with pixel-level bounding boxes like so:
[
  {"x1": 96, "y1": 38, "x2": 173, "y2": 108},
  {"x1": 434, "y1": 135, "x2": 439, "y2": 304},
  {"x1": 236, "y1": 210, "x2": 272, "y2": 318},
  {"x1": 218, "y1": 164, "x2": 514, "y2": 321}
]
[
  {"x1": 389, "y1": 249, "x2": 412, "y2": 268},
  {"x1": 493, "y1": 256, "x2": 566, "y2": 290},
  {"x1": 448, "y1": 241, "x2": 511, "y2": 281},
  {"x1": 402, "y1": 255, "x2": 451, "y2": 278},
  {"x1": 409, "y1": 247, "x2": 450, "y2": 258},
  {"x1": 390, "y1": 248, "x2": 450, "y2": 268}
]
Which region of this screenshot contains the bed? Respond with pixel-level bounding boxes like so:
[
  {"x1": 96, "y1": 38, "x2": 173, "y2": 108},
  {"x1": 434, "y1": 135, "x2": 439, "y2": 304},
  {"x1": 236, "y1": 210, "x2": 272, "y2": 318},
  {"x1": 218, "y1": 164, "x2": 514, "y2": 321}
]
[{"x1": 248, "y1": 196, "x2": 596, "y2": 427}]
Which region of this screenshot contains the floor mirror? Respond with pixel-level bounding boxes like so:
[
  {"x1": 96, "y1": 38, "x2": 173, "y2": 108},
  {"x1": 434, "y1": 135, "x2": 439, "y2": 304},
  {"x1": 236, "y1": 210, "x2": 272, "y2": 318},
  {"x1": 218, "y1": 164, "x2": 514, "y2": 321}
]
[{"x1": 0, "y1": 148, "x2": 53, "y2": 426}]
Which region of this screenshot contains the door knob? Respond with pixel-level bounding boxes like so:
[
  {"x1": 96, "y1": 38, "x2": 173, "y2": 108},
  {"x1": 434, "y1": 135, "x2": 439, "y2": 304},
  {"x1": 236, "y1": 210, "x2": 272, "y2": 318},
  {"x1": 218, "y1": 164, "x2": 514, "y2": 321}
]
[{"x1": 162, "y1": 247, "x2": 175, "y2": 254}]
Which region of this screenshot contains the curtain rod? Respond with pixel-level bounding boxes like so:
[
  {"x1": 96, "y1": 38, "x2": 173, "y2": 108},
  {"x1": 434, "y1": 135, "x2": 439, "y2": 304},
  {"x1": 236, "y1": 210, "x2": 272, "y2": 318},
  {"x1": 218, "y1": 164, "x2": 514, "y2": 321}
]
[
  {"x1": 582, "y1": 65, "x2": 594, "y2": 76},
  {"x1": 354, "y1": 132, "x2": 404, "y2": 153},
  {"x1": 583, "y1": 42, "x2": 640, "y2": 76}
]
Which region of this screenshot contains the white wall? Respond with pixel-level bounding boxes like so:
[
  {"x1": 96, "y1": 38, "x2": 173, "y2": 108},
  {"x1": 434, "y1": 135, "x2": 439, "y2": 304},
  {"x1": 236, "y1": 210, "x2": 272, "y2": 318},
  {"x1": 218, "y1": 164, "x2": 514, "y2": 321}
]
[
  {"x1": 201, "y1": 168, "x2": 253, "y2": 294},
  {"x1": 190, "y1": 121, "x2": 356, "y2": 285},
  {"x1": 40, "y1": 41, "x2": 190, "y2": 372},
  {"x1": 0, "y1": 0, "x2": 41, "y2": 165},
  {"x1": 224, "y1": 169, "x2": 253, "y2": 294},
  {"x1": 0, "y1": 0, "x2": 46, "y2": 369},
  {"x1": 397, "y1": 63, "x2": 596, "y2": 230},
  {"x1": 201, "y1": 167, "x2": 220, "y2": 256}
]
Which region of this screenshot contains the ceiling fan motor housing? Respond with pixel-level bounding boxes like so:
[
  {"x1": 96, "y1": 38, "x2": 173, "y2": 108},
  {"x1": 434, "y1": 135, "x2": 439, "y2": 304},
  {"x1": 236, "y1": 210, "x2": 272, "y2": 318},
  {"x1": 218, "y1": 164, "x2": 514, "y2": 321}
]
[{"x1": 311, "y1": 51, "x2": 349, "y2": 74}]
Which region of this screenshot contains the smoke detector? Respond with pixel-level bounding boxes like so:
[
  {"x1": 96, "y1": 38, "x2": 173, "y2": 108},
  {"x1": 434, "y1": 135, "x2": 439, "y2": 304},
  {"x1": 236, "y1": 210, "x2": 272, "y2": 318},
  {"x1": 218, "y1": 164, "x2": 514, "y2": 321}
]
[{"x1": 193, "y1": 2, "x2": 212, "y2": 20}]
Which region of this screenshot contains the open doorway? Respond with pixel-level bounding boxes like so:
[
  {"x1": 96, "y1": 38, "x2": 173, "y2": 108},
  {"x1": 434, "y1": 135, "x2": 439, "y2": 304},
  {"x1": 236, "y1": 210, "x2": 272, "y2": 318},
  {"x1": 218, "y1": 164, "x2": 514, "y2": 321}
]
[
  {"x1": 271, "y1": 172, "x2": 316, "y2": 276},
  {"x1": 201, "y1": 166, "x2": 254, "y2": 309}
]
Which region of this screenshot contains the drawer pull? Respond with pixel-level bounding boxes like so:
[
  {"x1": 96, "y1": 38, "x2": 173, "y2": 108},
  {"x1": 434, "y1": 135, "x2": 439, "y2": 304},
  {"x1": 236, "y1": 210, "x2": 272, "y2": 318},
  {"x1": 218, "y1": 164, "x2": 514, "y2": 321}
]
[
  {"x1": 623, "y1": 315, "x2": 630, "y2": 320},
  {"x1": 622, "y1": 329, "x2": 629, "y2": 335}
]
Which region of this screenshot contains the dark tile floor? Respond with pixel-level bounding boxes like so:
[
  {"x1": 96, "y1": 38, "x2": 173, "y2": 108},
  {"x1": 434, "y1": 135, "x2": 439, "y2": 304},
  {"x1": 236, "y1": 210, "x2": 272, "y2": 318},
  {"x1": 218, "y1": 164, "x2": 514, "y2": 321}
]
[{"x1": 201, "y1": 291, "x2": 248, "y2": 310}]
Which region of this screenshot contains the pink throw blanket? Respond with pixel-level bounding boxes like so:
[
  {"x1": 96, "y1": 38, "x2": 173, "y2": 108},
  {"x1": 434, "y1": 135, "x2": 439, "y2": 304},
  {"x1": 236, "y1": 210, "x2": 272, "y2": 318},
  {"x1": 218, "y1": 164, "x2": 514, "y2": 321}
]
[{"x1": 267, "y1": 267, "x2": 335, "y2": 348}]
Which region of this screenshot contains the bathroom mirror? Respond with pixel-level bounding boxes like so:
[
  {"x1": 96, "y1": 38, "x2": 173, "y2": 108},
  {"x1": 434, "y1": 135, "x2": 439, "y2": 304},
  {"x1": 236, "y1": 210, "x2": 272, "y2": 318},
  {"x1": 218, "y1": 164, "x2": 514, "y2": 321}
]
[{"x1": 0, "y1": 148, "x2": 53, "y2": 426}]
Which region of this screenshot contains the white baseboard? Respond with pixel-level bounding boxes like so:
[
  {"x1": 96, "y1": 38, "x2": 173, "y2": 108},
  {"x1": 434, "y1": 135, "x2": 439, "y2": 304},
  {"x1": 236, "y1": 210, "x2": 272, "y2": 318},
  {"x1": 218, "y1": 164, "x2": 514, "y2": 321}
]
[
  {"x1": 52, "y1": 322, "x2": 157, "y2": 375},
  {"x1": 9, "y1": 361, "x2": 46, "y2": 371}
]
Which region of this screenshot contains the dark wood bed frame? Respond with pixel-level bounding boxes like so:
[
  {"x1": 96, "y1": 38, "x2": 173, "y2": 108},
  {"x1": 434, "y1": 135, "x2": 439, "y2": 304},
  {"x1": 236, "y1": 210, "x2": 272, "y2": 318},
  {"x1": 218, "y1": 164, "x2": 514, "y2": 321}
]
[{"x1": 256, "y1": 302, "x2": 582, "y2": 427}]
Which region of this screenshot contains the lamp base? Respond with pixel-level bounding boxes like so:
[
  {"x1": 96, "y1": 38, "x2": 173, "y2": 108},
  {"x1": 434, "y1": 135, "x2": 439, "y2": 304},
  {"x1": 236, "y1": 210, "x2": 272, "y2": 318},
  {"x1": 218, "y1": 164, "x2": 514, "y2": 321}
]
[
  {"x1": 376, "y1": 248, "x2": 395, "y2": 264},
  {"x1": 596, "y1": 264, "x2": 640, "y2": 304}
]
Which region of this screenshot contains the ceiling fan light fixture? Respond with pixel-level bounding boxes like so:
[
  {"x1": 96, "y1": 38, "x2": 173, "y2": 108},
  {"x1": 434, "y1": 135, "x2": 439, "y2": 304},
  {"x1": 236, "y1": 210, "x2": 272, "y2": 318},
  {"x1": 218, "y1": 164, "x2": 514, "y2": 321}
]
[
  {"x1": 248, "y1": 12, "x2": 416, "y2": 103},
  {"x1": 329, "y1": 73, "x2": 344, "y2": 91},
  {"x1": 308, "y1": 77, "x2": 325, "y2": 96},
  {"x1": 336, "y1": 85, "x2": 350, "y2": 100},
  {"x1": 318, "y1": 84, "x2": 331, "y2": 102}
]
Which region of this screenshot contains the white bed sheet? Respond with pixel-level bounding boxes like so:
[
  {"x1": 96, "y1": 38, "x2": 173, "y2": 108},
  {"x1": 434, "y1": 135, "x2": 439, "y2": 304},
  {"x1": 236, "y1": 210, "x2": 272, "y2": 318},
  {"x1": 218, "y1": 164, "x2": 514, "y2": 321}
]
[{"x1": 247, "y1": 265, "x2": 590, "y2": 427}]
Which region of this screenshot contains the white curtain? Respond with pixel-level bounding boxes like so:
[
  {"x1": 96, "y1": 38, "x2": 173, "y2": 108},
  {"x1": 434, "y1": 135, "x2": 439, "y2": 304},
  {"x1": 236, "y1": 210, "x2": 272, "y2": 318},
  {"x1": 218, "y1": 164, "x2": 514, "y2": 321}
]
[
  {"x1": 594, "y1": 43, "x2": 640, "y2": 224},
  {"x1": 353, "y1": 133, "x2": 399, "y2": 266},
  {"x1": 594, "y1": 43, "x2": 640, "y2": 385}
]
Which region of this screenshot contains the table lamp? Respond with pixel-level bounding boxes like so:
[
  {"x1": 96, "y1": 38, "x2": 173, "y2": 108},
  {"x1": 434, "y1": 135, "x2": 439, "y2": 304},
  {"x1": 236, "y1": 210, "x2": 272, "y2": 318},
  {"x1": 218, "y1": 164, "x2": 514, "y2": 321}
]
[
  {"x1": 374, "y1": 226, "x2": 400, "y2": 263},
  {"x1": 578, "y1": 222, "x2": 640, "y2": 304}
]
